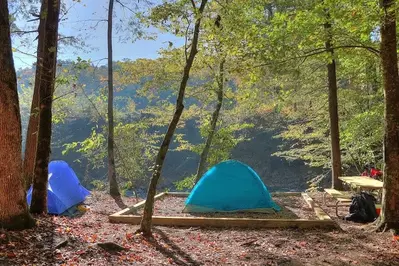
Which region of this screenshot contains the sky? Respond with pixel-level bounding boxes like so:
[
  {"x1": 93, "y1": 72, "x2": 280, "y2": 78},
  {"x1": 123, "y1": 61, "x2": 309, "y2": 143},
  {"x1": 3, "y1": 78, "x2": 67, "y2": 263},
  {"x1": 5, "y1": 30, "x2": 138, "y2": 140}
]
[{"x1": 12, "y1": 0, "x2": 184, "y2": 70}]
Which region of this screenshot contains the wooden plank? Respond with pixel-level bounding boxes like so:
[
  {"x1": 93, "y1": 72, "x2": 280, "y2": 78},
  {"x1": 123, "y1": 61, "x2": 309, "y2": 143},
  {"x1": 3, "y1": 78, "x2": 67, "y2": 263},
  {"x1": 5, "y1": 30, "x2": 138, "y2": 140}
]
[
  {"x1": 302, "y1": 193, "x2": 333, "y2": 221},
  {"x1": 165, "y1": 192, "x2": 190, "y2": 197},
  {"x1": 109, "y1": 215, "x2": 336, "y2": 229},
  {"x1": 111, "y1": 207, "x2": 131, "y2": 217},
  {"x1": 109, "y1": 192, "x2": 167, "y2": 216},
  {"x1": 324, "y1": 189, "x2": 352, "y2": 198},
  {"x1": 313, "y1": 206, "x2": 332, "y2": 221},
  {"x1": 166, "y1": 191, "x2": 303, "y2": 197},
  {"x1": 301, "y1": 193, "x2": 315, "y2": 209},
  {"x1": 271, "y1": 192, "x2": 303, "y2": 197},
  {"x1": 163, "y1": 191, "x2": 303, "y2": 197}
]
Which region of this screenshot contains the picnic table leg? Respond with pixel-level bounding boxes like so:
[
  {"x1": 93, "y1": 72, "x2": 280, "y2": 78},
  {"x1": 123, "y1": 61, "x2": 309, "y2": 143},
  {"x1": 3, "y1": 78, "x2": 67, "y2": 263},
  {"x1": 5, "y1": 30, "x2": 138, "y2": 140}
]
[
  {"x1": 323, "y1": 192, "x2": 328, "y2": 206},
  {"x1": 336, "y1": 201, "x2": 340, "y2": 217}
]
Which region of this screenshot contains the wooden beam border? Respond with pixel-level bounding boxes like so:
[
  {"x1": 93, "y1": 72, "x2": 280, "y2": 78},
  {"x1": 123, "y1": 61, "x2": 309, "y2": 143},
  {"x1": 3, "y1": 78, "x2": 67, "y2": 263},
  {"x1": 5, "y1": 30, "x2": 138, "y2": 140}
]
[
  {"x1": 301, "y1": 192, "x2": 333, "y2": 221},
  {"x1": 109, "y1": 191, "x2": 337, "y2": 229},
  {"x1": 111, "y1": 192, "x2": 168, "y2": 216}
]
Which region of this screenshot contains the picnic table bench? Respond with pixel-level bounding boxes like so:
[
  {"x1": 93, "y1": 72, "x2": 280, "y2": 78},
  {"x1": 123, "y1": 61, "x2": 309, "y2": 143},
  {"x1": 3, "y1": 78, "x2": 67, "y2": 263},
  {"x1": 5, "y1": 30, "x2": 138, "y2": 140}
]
[{"x1": 323, "y1": 188, "x2": 353, "y2": 216}]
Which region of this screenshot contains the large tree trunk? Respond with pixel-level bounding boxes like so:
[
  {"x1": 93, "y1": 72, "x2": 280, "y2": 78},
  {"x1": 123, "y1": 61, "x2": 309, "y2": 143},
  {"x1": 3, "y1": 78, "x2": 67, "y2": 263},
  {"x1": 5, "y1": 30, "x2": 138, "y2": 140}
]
[
  {"x1": 30, "y1": 0, "x2": 61, "y2": 214},
  {"x1": 378, "y1": 0, "x2": 399, "y2": 231},
  {"x1": 22, "y1": 1, "x2": 46, "y2": 190},
  {"x1": 107, "y1": 0, "x2": 120, "y2": 197},
  {"x1": 0, "y1": 0, "x2": 35, "y2": 229},
  {"x1": 138, "y1": 0, "x2": 208, "y2": 237},
  {"x1": 324, "y1": 18, "x2": 343, "y2": 190},
  {"x1": 195, "y1": 59, "x2": 225, "y2": 183}
]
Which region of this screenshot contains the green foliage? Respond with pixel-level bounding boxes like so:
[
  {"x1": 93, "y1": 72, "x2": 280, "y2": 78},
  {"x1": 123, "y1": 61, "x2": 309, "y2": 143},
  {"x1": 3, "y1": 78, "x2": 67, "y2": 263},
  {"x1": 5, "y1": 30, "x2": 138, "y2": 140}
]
[
  {"x1": 91, "y1": 180, "x2": 106, "y2": 191},
  {"x1": 174, "y1": 175, "x2": 196, "y2": 191},
  {"x1": 17, "y1": 0, "x2": 390, "y2": 193}
]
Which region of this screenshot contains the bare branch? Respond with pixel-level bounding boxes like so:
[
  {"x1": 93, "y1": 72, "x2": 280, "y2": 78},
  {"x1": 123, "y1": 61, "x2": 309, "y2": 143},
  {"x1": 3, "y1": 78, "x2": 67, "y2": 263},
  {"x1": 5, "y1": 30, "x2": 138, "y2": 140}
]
[
  {"x1": 11, "y1": 30, "x2": 38, "y2": 35},
  {"x1": 115, "y1": 0, "x2": 136, "y2": 14},
  {"x1": 58, "y1": 36, "x2": 75, "y2": 41},
  {"x1": 13, "y1": 48, "x2": 37, "y2": 58},
  {"x1": 65, "y1": 19, "x2": 107, "y2": 24}
]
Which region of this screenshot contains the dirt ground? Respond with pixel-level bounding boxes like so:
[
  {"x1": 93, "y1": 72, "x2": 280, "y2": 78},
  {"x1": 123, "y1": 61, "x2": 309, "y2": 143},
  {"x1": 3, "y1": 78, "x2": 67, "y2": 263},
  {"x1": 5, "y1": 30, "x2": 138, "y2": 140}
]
[
  {"x1": 137, "y1": 195, "x2": 317, "y2": 219},
  {"x1": 1, "y1": 191, "x2": 398, "y2": 266}
]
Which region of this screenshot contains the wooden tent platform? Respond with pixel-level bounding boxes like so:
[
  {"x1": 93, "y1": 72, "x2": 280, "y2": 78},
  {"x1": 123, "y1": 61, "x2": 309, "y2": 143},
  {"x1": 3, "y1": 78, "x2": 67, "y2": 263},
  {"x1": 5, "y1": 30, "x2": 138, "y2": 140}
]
[{"x1": 109, "y1": 192, "x2": 337, "y2": 229}]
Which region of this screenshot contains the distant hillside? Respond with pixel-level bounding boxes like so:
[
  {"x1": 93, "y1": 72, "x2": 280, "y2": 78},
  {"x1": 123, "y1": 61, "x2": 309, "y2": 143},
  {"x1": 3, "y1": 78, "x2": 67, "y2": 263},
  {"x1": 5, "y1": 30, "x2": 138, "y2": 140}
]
[{"x1": 18, "y1": 62, "x2": 321, "y2": 193}]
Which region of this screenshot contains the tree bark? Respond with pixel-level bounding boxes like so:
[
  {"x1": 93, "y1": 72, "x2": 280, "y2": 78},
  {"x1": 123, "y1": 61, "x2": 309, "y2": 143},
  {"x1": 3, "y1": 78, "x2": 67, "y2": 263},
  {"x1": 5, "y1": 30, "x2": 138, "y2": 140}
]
[
  {"x1": 195, "y1": 59, "x2": 225, "y2": 183},
  {"x1": 324, "y1": 17, "x2": 343, "y2": 190},
  {"x1": 378, "y1": 0, "x2": 399, "y2": 230},
  {"x1": 22, "y1": 0, "x2": 46, "y2": 190},
  {"x1": 107, "y1": 0, "x2": 121, "y2": 197},
  {"x1": 23, "y1": 86, "x2": 39, "y2": 190},
  {"x1": 30, "y1": 0, "x2": 61, "y2": 214},
  {"x1": 138, "y1": 0, "x2": 208, "y2": 237},
  {"x1": 0, "y1": 0, "x2": 35, "y2": 229},
  {"x1": 107, "y1": 0, "x2": 120, "y2": 197}
]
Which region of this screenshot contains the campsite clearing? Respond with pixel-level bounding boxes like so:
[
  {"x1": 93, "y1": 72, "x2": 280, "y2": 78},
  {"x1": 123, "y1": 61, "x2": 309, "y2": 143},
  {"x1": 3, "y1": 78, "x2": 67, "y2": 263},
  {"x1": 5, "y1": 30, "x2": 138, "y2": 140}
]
[
  {"x1": 1, "y1": 191, "x2": 398, "y2": 266},
  {"x1": 109, "y1": 192, "x2": 336, "y2": 229}
]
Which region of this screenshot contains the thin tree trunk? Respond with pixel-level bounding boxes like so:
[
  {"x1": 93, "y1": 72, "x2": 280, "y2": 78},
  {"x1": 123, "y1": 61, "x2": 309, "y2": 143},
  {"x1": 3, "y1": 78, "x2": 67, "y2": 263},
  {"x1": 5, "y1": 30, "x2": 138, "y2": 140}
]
[
  {"x1": 0, "y1": 0, "x2": 35, "y2": 229},
  {"x1": 107, "y1": 0, "x2": 120, "y2": 197},
  {"x1": 324, "y1": 16, "x2": 343, "y2": 190},
  {"x1": 378, "y1": 0, "x2": 399, "y2": 231},
  {"x1": 138, "y1": 0, "x2": 208, "y2": 237},
  {"x1": 23, "y1": 87, "x2": 39, "y2": 189},
  {"x1": 22, "y1": 1, "x2": 46, "y2": 190},
  {"x1": 30, "y1": 0, "x2": 61, "y2": 214},
  {"x1": 195, "y1": 59, "x2": 225, "y2": 183}
]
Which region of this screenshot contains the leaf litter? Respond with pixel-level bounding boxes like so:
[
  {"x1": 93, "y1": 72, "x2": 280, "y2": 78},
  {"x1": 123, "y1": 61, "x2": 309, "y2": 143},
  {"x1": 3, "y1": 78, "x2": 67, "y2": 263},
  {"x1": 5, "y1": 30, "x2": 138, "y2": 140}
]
[{"x1": 0, "y1": 191, "x2": 398, "y2": 265}]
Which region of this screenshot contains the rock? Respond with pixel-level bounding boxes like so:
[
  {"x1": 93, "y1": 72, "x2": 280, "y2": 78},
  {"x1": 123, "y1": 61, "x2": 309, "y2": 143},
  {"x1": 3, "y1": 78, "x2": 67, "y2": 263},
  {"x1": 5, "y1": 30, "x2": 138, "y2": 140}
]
[
  {"x1": 54, "y1": 239, "x2": 68, "y2": 249},
  {"x1": 97, "y1": 242, "x2": 127, "y2": 252}
]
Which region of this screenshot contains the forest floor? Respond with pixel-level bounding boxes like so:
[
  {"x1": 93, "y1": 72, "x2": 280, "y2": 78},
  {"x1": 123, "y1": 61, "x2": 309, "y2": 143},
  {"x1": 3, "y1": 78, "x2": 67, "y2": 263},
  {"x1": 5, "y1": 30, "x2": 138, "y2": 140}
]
[{"x1": 1, "y1": 191, "x2": 399, "y2": 266}]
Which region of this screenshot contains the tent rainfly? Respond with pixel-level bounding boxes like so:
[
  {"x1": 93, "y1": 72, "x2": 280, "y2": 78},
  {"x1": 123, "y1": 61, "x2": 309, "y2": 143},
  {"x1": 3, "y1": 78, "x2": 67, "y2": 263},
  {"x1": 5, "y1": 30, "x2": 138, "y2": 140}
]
[{"x1": 183, "y1": 160, "x2": 280, "y2": 213}]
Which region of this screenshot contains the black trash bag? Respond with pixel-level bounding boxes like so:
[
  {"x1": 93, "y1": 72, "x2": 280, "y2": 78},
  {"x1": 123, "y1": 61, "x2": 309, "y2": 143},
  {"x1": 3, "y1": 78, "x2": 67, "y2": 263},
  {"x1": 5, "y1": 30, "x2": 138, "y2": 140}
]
[{"x1": 343, "y1": 192, "x2": 378, "y2": 223}]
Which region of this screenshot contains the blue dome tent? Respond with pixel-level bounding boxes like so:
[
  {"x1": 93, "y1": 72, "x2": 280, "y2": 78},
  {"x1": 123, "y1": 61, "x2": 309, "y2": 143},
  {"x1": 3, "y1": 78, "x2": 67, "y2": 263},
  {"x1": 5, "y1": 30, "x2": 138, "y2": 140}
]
[
  {"x1": 27, "y1": 161, "x2": 90, "y2": 214},
  {"x1": 183, "y1": 160, "x2": 280, "y2": 213}
]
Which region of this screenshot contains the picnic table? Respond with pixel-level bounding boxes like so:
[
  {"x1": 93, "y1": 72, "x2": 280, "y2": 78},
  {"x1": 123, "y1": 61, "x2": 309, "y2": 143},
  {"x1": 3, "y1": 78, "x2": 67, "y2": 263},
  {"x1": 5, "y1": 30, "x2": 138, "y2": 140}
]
[
  {"x1": 338, "y1": 176, "x2": 383, "y2": 191},
  {"x1": 323, "y1": 176, "x2": 383, "y2": 216}
]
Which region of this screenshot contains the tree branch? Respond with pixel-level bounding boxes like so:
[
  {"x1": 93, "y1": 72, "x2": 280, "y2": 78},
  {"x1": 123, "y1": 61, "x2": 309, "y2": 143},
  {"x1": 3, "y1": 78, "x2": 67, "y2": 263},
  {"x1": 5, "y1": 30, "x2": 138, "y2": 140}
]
[
  {"x1": 13, "y1": 48, "x2": 37, "y2": 58},
  {"x1": 305, "y1": 45, "x2": 380, "y2": 56},
  {"x1": 115, "y1": 0, "x2": 136, "y2": 14},
  {"x1": 11, "y1": 30, "x2": 38, "y2": 35},
  {"x1": 190, "y1": 0, "x2": 196, "y2": 9},
  {"x1": 239, "y1": 44, "x2": 380, "y2": 72},
  {"x1": 184, "y1": 19, "x2": 191, "y2": 61}
]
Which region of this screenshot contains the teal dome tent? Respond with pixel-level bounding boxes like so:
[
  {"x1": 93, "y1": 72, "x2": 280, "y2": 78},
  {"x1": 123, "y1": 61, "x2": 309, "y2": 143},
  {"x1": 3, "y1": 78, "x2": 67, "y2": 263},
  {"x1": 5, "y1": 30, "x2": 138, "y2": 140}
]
[{"x1": 183, "y1": 160, "x2": 280, "y2": 213}]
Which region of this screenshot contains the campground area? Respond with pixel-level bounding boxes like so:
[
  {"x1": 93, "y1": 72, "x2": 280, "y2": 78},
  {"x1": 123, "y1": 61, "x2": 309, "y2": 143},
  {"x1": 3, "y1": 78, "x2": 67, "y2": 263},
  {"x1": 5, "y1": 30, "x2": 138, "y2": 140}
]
[{"x1": 1, "y1": 191, "x2": 398, "y2": 266}]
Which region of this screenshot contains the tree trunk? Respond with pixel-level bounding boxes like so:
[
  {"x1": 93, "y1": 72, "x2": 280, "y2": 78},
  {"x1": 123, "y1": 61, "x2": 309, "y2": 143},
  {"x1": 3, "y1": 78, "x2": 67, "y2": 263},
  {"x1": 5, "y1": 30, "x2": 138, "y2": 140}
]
[
  {"x1": 107, "y1": 0, "x2": 120, "y2": 197},
  {"x1": 378, "y1": 0, "x2": 399, "y2": 231},
  {"x1": 0, "y1": 0, "x2": 35, "y2": 229},
  {"x1": 30, "y1": 0, "x2": 61, "y2": 214},
  {"x1": 22, "y1": 1, "x2": 46, "y2": 190},
  {"x1": 138, "y1": 0, "x2": 208, "y2": 237},
  {"x1": 324, "y1": 18, "x2": 343, "y2": 190},
  {"x1": 23, "y1": 87, "x2": 39, "y2": 190},
  {"x1": 195, "y1": 59, "x2": 225, "y2": 183}
]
